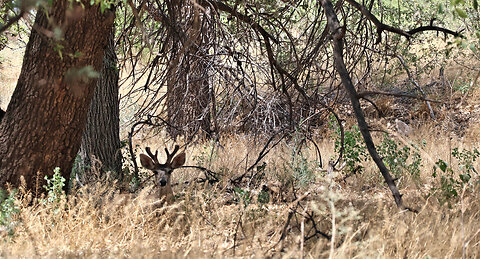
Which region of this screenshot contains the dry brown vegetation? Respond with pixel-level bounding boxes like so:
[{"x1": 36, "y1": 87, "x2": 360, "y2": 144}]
[
  {"x1": 0, "y1": 124, "x2": 479, "y2": 258},
  {"x1": 2, "y1": 29, "x2": 480, "y2": 257}
]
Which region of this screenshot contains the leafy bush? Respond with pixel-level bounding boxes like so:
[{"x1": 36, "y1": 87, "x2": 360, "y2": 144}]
[
  {"x1": 431, "y1": 147, "x2": 480, "y2": 205},
  {"x1": 331, "y1": 118, "x2": 424, "y2": 182},
  {"x1": 233, "y1": 187, "x2": 252, "y2": 208},
  {"x1": 291, "y1": 151, "x2": 316, "y2": 187},
  {"x1": 0, "y1": 189, "x2": 19, "y2": 236},
  {"x1": 43, "y1": 167, "x2": 66, "y2": 208},
  {"x1": 378, "y1": 135, "x2": 423, "y2": 178},
  {"x1": 330, "y1": 116, "x2": 368, "y2": 173}
]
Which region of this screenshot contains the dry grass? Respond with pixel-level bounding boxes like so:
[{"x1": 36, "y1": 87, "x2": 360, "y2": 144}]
[
  {"x1": 1, "y1": 38, "x2": 479, "y2": 259},
  {"x1": 0, "y1": 42, "x2": 23, "y2": 110},
  {"x1": 0, "y1": 129, "x2": 479, "y2": 258}
]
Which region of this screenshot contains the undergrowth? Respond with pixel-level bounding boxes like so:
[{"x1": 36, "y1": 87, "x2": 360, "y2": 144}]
[{"x1": 0, "y1": 131, "x2": 478, "y2": 258}]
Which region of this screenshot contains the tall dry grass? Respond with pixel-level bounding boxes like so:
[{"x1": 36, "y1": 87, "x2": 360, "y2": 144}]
[
  {"x1": 0, "y1": 128, "x2": 479, "y2": 258},
  {"x1": 1, "y1": 36, "x2": 479, "y2": 259}
]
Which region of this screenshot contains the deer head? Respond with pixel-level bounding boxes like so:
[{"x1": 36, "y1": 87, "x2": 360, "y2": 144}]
[{"x1": 139, "y1": 145, "x2": 186, "y2": 200}]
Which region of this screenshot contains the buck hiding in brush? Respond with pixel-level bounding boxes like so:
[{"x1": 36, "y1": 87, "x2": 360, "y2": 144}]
[{"x1": 139, "y1": 145, "x2": 186, "y2": 203}]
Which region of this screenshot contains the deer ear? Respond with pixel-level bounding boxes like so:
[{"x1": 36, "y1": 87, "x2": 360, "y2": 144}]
[
  {"x1": 171, "y1": 152, "x2": 186, "y2": 169},
  {"x1": 139, "y1": 154, "x2": 155, "y2": 170}
]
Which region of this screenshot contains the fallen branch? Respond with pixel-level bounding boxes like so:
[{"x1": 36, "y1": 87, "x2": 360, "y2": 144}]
[{"x1": 357, "y1": 90, "x2": 444, "y2": 103}]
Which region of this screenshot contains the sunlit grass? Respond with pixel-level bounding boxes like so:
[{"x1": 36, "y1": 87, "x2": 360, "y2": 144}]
[
  {"x1": 0, "y1": 128, "x2": 479, "y2": 257},
  {"x1": 0, "y1": 38, "x2": 480, "y2": 258}
]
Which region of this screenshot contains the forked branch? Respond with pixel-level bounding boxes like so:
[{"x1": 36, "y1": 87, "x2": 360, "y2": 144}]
[
  {"x1": 320, "y1": 0, "x2": 417, "y2": 212},
  {"x1": 345, "y1": 0, "x2": 461, "y2": 43}
]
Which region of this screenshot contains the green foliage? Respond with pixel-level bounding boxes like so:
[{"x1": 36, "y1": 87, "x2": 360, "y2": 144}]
[
  {"x1": 43, "y1": 167, "x2": 66, "y2": 206},
  {"x1": 233, "y1": 187, "x2": 269, "y2": 211},
  {"x1": 290, "y1": 150, "x2": 315, "y2": 187},
  {"x1": 256, "y1": 190, "x2": 270, "y2": 208},
  {"x1": 193, "y1": 140, "x2": 218, "y2": 167},
  {"x1": 330, "y1": 116, "x2": 424, "y2": 181},
  {"x1": 233, "y1": 187, "x2": 252, "y2": 208},
  {"x1": 431, "y1": 147, "x2": 479, "y2": 205},
  {"x1": 89, "y1": 0, "x2": 118, "y2": 13},
  {"x1": 0, "y1": 0, "x2": 31, "y2": 50},
  {"x1": 378, "y1": 135, "x2": 423, "y2": 178},
  {"x1": 284, "y1": 129, "x2": 318, "y2": 188},
  {"x1": 0, "y1": 189, "x2": 19, "y2": 236},
  {"x1": 330, "y1": 116, "x2": 368, "y2": 173},
  {"x1": 452, "y1": 147, "x2": 479, "y2": 180},
  {"x1": 453, "y1": 80, "x2": 475, "y2": 94}
]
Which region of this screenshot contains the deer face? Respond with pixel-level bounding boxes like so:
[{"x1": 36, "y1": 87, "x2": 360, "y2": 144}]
[{"x1": 139, "y1": 146, "x2": 186, "y2": 198}]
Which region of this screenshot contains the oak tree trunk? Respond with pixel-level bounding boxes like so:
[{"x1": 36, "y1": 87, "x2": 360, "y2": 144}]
[
  {"x1": 78, "y1": 29, "x2": 122, "y2": 178},
  {"x1": 0, "y1": 1, "x2": 115, "y2": 193}
]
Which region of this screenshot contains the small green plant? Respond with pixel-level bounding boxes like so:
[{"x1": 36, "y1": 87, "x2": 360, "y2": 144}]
[
  {"x1": 329, "y1": 115, "x2": 368, "y2": 173},
  {"x1": 431, "y1": 147, "x2": 479, "y2": 206},
  {"x1": 431, "y1": 159, "x2": 460, "y2": 205},
  {"x1": 233, "y1": 188, "x2": 252, "y2": 208},
  {"x1": 286, "y1": 129, "x2": 317, "y2": 188},
  {"x1": 0, "y1": 189, "x2": 19, "y2": 236},
  {"x1": 291, "y1": 151, "x2": 315, "y2": 187},
  {"x1": 453, "y1": 81, "x2": 474, "y2": 94},
  {"x1": 452, "y1": 147, "x2": 480, "y2": 179},
  {"x1": 193, "y1": 140, "x2": 217, "y2": 167},
  {"x1": 256, "y1": 190, "x2": 270, "y2": 208},
  {"x1": 43, "y1": 167, "x2": 66, "y2": 206},
  {"x1": 378, "y1": 135, "x2": 423, "y2": 178}
]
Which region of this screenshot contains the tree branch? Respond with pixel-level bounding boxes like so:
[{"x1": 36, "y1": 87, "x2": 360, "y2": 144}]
[
  {"x1": 345, "y1": 0, "x2": 461, "y2": 43},
  {"x1": 408, "y1": 25, "x2": 462, "y2": 38},
  {"x1": 0, "y1": 11, "x2": 25, "y2": 35},
  {"x1": 357, "y1": 90, "x2": 444, "y2": 103},
  {"x1": 344, "y1": 0, "x2": 410, "y2": 43},
  {"x1": 320, "y1": 0, "x2": 417, "y2": 212}
]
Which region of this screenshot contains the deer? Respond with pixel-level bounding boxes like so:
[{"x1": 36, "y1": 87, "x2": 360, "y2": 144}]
[{"x1": 139, "y1": 145, "x2": 186, "y2": 203}]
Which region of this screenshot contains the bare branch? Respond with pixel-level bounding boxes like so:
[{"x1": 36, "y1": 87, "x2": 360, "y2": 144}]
[
  {"x1": 0, "y1": 11, "x2": 25, "y2": 35},
  {"x1": 320, "y1": 0, "x2": 416, "y2": 212},
  {"x1": 345, "y1": 0, "x2": 461, "y2": 43},
  {"x1": 357, "y1": 90, "x2": 444, "y2": 103}
]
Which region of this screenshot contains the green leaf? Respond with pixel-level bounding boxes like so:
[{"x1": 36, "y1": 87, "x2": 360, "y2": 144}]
[
  {"x1": 455, "y1": 8, "x2": 468, "y2": 18},
  {"x1": 435, "y1": 159, "x2": 448, "y2": 172},
  {"x1": 474, "y1": 0, "x2": 478, "y2": 10},
  {"x1": 469, "y1": 43, "x2": 476, "y2": 52},
  {"x1": 459, "y1": 173, "x2": 471, "y2": 183},
  {"x1": 438, "y1": 3, "x2": 444, "y2": 13},
  {"x1": 452, "y1": 0, "x2": 465, "y2": 5}
]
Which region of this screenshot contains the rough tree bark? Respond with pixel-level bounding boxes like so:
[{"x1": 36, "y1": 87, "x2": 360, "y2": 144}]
[
  {"x1": 0, "y1": 1, "x2": 115, "y2": 193},
  {"x1": 166, "y1": 1, "x2": 212, "y2": 139},
  {"x1": 78, "y1": 29, "x2": 122, "y2": 178}
]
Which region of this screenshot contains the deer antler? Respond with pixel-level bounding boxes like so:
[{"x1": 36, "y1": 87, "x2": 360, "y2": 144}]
[
  {"x1": 145, "y1": 147, "x2": 160, "y2": 165},
  {"x1": 164, "y1": 145, "x2": 180, "y2": 165}
]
